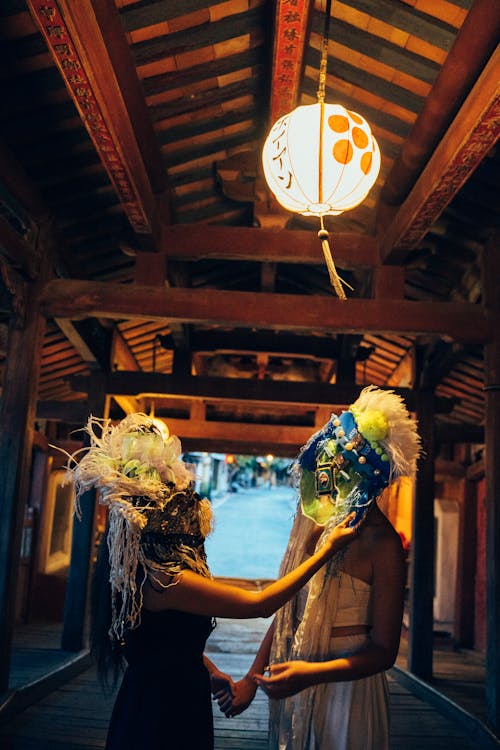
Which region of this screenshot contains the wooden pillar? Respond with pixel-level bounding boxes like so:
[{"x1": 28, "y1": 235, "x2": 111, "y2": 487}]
[
  {"x1": 61, "y1": 374, "x2": 107, "y2": 652},
  {"x1": 0, "y1": 271, "x2": 46, "y2": 692},
  {"x1": 454, "y1": 464, "x2": 478, "y2": 648},
  {"x1": 483, "y1": 231, "x2": 500, "y2": 731},
  {"x1": 408, "y1": 390, "x2": 436, "y2": 680}
]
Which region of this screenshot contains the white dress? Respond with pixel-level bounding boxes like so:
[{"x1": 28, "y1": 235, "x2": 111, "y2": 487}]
[{"x1": 270, "y1": 570, "x2": 389, "y2": 750}]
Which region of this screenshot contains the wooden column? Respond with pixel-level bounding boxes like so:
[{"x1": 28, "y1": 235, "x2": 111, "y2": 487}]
[
  {"x1": 483, "y1": 231, "x2": 500, "y2": 731},
  {"x1": 454, "y1": 464, "x2": 478, "y2": 648},
  {"x1": 408, "y1": 390, "x2": 436, "y2": 680},
  {"x1": 0, "y1": 272, "x2": 46, "y2": 692},
  {"x1": 61, "y1": 375, "x2": 107, "y2": 652}
]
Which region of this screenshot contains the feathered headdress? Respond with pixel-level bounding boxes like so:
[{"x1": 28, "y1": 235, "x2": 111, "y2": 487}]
[
  {"x1": 65, "y1": 413, "x2": 213, "y2": 641},
  {"x1": 292, "y1": 385, "x2": 421, "y2": 526}
]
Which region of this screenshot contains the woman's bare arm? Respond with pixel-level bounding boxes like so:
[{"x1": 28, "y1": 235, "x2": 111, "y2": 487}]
[
  {"x1": 254, "y1": 530, "x2": 405, "y2": 697},
  {"x1": 215, "y1": 619, "x2": 276, "y2": 717},
  {"x1": 143, "y1": 514, "x2": 358, "y2": 619}
]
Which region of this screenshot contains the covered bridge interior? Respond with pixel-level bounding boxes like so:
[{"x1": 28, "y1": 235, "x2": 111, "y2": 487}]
[{"x1": 0, "y1": 0, "x2": 499, "y2": 737}]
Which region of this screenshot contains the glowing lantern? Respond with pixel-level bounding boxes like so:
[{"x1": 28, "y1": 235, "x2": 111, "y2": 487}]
[
  {"x1": 262, "y1": 101, "x2": 380, "y2": 300},
  {"x1": 261, "y1": 0, "x2": 380, "y2": 300},
  {"x1": 262, "y1": 103, "x2": 380, "y2": 218}
]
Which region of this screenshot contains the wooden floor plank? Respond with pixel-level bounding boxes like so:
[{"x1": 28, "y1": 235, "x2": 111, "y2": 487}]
[{"x1": 0, "y1": 617, "x2": 489, "y2": 749}]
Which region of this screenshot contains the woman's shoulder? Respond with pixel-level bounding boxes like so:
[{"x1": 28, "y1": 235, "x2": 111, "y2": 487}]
[{"x1": 362, "y1": 508, "x2": 404, "y2": 557}]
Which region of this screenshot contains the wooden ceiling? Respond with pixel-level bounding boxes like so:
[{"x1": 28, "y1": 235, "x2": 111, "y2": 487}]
[{"x1": 0, "y1": 0, "x2": 499, "y2": 454}]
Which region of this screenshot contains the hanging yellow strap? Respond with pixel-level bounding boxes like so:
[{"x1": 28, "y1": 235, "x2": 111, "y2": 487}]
[{"x1": 318, "y1": 218, "x2": 353, "y2": 300}]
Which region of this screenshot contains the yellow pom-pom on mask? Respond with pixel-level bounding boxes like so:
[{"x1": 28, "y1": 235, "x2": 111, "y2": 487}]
[{"x1": 355, "y1": 409, "x2": 388, "y2": 443}]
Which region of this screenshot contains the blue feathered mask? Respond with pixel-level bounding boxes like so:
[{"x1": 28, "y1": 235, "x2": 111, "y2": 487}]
[{"x1": 292, "y1": 386, "x2": 421, "y2": 526}]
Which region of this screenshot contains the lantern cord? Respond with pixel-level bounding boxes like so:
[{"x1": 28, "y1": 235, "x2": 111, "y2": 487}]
[
  {"x1": 316, "y1": 0, "x2": 349, "y2": 301},
  {"x1": 317, "y1": 0, "x2": 333, "y2": 104},
  {"x1": 318, "y1": 217, "x2": 353, "y2": 301}
]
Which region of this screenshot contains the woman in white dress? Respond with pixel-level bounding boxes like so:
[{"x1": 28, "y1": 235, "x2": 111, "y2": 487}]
[{"x1": 215, "y1": 386, "x2": 421, "y2": 750}]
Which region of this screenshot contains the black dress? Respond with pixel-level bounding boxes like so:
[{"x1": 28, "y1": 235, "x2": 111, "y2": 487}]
[{"x1": 105, "y1": 609, "x2": 215, "y2": 750}]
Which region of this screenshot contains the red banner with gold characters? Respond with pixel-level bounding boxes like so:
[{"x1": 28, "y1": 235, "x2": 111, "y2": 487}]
[{"x1": 270, "y1": 0, "x2": 310, "y2": 124}]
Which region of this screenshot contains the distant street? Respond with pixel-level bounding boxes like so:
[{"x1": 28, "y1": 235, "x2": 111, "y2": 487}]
[{"x1": 205, "y1": 485, "x2": 297, "y2": 579}]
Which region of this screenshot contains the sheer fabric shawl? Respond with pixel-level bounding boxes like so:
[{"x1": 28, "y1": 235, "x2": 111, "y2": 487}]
[{"x1": 269, "y1": 509, "x2": 343, "y2": 749}]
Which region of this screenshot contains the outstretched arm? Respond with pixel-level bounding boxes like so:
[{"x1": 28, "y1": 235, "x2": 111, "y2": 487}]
[
  {"x1": 215, "y1": 619, "x2": 276, "y2": 717},
  {"x1": 143, "y1": 513, "x2": 359, "y2": 620}
]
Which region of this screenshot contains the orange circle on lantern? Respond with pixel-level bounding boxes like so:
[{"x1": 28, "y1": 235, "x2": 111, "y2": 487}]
[
  {"x1": 328, "y1": 115, "x2": 349, "y2": 133},
  {"x1": 333, "y1": 139, "x2": 353, "y2": 164},
  {"x1": 348, "y1": 110, "x2": 363, "y2": 124},
  {"x1": 360, "y1": 151, "x2": 373, "y2": 174},
  {"x1": 352, "y1": 127, "x2": 369, "y2": 149}
]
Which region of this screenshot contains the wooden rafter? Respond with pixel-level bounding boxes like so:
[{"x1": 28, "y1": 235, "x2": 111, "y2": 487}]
[
  {"x1": 189, "y1": 330, "x2": 341, "y2": 359},
  {"x1": 27, "y1": 0, "x2": 167, "y2": 239},
  {"x1": 54, "y1": 319, "x2": 98, "y2": 365},
  {"x1": 161, "y1": 225, "x2": 378, "y2": 268},
  {"x1": 0, "y1": 215, "x2": 37, "y2": 281},
  {"x1": 69, "y1": 371, "x2": 420, "y2": 409},
  {"x1": 380, "y1": 44, "x2": 500, "y2": 262},
  {"x1": 379, "y1": 0, "x2": 500, "y2": 211},
  {"x1": 110, "y1": 327, "x2": 142, "y2": 415},
  {"x1": 40, "y1": 279, "x2": 493, "y2": 342}
]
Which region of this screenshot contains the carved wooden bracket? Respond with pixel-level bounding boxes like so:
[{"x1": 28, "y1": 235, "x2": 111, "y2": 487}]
[{"x1": 28, "y1": 0, "x2": 154, "y2": 235}]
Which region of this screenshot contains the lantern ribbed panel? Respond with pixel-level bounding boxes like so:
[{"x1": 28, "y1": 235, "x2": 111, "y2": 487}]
[{"x1": 262, "y1": 103, "x2": 380, "y2": 217}]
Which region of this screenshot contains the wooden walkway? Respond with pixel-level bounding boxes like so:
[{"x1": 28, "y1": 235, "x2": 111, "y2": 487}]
[{"x1": 0, "y1": 617, "x2": 498, "y2": 749}]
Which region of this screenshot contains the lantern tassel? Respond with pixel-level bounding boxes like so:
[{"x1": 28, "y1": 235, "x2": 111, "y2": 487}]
[{"x1": 318, "y1": 228, "x2": 352, "y2": 300}]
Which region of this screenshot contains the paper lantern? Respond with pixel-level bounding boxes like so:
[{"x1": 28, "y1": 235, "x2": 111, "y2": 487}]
[
  {"x1": 262, "y1": 102, "x2": 380, "y2": 217},
  {"x1": 262, "y1": 101, "x2": 380, "y2": 298}
]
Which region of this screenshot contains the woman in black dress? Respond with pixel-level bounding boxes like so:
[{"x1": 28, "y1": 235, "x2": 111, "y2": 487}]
[{"x1": 69, "y1": 413, "x2": 359, "y2": 750}]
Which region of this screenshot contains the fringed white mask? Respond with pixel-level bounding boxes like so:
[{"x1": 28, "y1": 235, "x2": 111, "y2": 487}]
[{"x1": 65, "y1": 413, "x2": 213, "y2": 641}]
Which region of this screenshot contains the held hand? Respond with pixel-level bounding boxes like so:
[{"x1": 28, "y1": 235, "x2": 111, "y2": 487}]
[
  {"x1": 210, "y1": 668, "x2": 235, "y2": 711},
  {"x1": 254, "y1": 660, "x2": 315, "y2": 699},
  {"x1": 218, "y1": 675, "x2": 258, "y2": 718}
]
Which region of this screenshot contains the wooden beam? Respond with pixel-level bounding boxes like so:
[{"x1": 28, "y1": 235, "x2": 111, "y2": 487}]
[
  {"x1": 61, "y1": 376, "x2": 106, "y2": 652},
  {"x1": 27, "y1": 0, "x2": 167, "y2": 239},
  {"x1": 110, "y1": 328, "x2": 140, "y2": 372},
  {"x1": 110, "y1": 328, "x2": 142, "y2": 414},
  {"x1": 380, "y1": 43, "x2": 500, "y2": 262},
  {"x1": 386, "y1": 347, "x2": 414, "y2": 388},
  {"x1": 160, "y1": 225, "x2": 378, "y2": 269},
  {"x1": 111, "y1": 395, "x2": 143, "y2": 415},
  {"x1": 0, "y1": 215, "x2": 38, "y2": 281},
  {"x1": 155, "y1": 417, "x2": 312, "y2": 455},
  {"x1": 0, "y1": 276, "x2": 47, "y2": 691},
  {"x1": 54, "y1": 319, "x2": 98, "y2": 365},
  {"x1": 68, "y1": 371, "x2": 454, "y2": 415},
  {"x1": 70, "y1": 372, "x2": 374, "y2": 408},
  {"x1": 40, "y1": 279, "x2": 494, "y2": 342},
  {"x1": 36, "y1": 400, "x2": 89, "y2": 423},
  {"x1": 408, "y1": 390, "x2": 436, "y2": 680},
  {"x1": 379, "y1": 0, "x2": 500, "y2": 210},
  {"x1": 483, "y1": 230, "x2": 500, "y2": 731},
  {"x1": 454, "y1": 473, "x2": 477, "y2": 648},
  {"x1": 190, "y1": 330, "x2": 340, "y2": 359}
]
